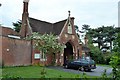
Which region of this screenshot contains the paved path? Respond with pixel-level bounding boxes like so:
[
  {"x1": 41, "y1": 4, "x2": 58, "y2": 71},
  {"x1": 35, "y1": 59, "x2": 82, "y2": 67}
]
[
  {"x1": 47, "y1": 65, "x2": 112, "y2": 77},
  {"x1": 83, "y1": 66, "x2": 112, "y2": 76}
]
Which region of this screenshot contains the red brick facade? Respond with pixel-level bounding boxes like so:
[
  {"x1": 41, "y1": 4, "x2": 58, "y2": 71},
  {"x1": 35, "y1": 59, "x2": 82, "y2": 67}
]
[
  {"x1": 1, "y1": 27, "x2": 32, "y2": 66},
  {"x1": 29, "y1": 16, "x2": 83, "y2": 66},
  {"x1": 1, "y1": 36, "x2": 32, "y2": 66},
  {"x1": 19, "y1": 1, "x2": 83, "y2": 66},
  {"x1": 1, "y1": 0, "x2": 85, "y2": 66}
]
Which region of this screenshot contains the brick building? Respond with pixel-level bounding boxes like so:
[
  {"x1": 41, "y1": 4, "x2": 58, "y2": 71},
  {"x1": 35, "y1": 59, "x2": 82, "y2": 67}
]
[
  {"x1": 19, "y1": 0, "x2": 86, "y2": 66},
  {"x1": 1, "y1": 0, "x2": 89, "y2": 66}
]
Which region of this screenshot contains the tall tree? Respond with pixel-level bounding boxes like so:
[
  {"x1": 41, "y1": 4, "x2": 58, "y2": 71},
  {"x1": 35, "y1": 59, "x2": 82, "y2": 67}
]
[
  {"x1": 82, "y1": 24, "x2": 90, "y2": 31},
  {"x1": 74, "y1": 25, "x2": 83, "y2": 43},
  {"x1": 86, "y1": 25, "x2": 119, "y2": 52},
  {"x1": 82, "y1": 24, "x2": 90, "y2": 33},
  {"x1": 74, "y1": 25, "x2": 80, "y2": 38},
  {"x1": 86, "y1": 33, "x2": 104, "y2": 64}
]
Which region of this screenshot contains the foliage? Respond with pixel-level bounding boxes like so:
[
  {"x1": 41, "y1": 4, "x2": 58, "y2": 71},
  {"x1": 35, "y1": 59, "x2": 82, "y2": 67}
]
[
  {"x1": 82, "y1": 24, "x2": 90, "y2": 33},
  {"x1": 109, "y1": 32, "x2": 120, "y2": 79},
  {"x1": 40, "y1": 67, "x2": 47, "y2": 78},
  {"x1": 74, "y1": 25, "x2": 83, "y2": 43},
  {"x1": 82, "y1": 72, "x2": 87, "y2": 79},
  {"x1": 3, "y1": 73, "x2": 21, "y2": 79},
  {"x1": 13, "y1": 20, "x2": 22, "y2": 33},
  {"x1": 88, "y1": 44, "x2": 104, "y2": 64},
  {"x1": 109, "y1": 52, "x2": 120, "y2": 80},
  {"x1": 79, "y1": 25, "x2": 118, "y2": 64},
  {"x1": 28, "y1": 32, "x2": 64, "y2": 54},
  {"x1": 110, "y1": 53, "x2": 120, "y2": 68},
  {"x1": 101, "y1": 69, "x2": 107, "y2": 79},
  {"x1": 87, "y1": 35, "x2": 104, "y2": 64},
  {"x1": 86, "y1": 25, "x2": 120, "y2": 52},
  {"x1": 103, "y1": 52, "x2": 112, "y2": 65},
  {"x1": 27, "y1": 32, "x2": 64, "y2": 65}
]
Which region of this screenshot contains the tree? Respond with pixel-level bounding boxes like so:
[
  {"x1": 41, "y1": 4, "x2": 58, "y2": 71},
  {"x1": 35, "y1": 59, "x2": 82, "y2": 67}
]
[
  {"x1": 28, "y1": 32, "x2": 64, "y2": 65},
  {"x1": 13, "y1": 20, "x2": 22, "y2": 33},
  {"x1": 74, "y1": 25, "x2": 80, "y2": 38},
  {"x1": 87, "y1": 35, "x2": 104, "y2": 64},
  {"x1": 85, "y1": 25, "x2": 115, "y2": 64},
  {"x1": 74, "y1": 25, "x2": 84, "y2": 43},
  {"x1": 86, "y1": 25, "x2": 119, "y2": 52},
  {"x1": 82, "y1": 24, "x2": 90, "y2": 33}
]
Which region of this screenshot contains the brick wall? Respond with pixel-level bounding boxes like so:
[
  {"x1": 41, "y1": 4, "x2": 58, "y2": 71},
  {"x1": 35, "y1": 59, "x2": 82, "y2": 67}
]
[
  {"x1": 2, "y1": 36, "x2": 32, "y2": 66},
  {"x1": 32, "y1": 49, "x2": 53, "y2": 66}
]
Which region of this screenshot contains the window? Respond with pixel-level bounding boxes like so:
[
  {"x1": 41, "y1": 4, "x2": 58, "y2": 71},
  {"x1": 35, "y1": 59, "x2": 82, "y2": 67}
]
[
  {"x1": 68, "y1": 22, "x2": 72, "y2": 34},
  {"x1": 34, "y1": 51, "x2": 47, "y2": 61},
  {"x1": 34, "y1": 53, "x2": 40, "y2": 59},
  {"x1": 40, "y1": 52, "x2": 47, "y2": 61}
]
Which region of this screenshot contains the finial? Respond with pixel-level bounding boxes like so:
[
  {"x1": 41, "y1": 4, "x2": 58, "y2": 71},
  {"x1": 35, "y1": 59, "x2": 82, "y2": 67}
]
[{"x1": 68, "y1": 10, "x2": 70, "y2": 17}]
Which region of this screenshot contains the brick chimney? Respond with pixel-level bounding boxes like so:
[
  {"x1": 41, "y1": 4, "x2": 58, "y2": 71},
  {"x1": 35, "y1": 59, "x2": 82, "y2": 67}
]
[{"x1": 20, "y1": 0, "x2": 29, "y2": 38}]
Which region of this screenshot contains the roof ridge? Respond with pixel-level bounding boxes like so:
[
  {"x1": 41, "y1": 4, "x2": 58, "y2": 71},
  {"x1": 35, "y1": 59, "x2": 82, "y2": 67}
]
[
  {"x1": 53, "y1": 17, "x2": 74, "y2": 24},
  {"x1": 29, "y1": 17, "x2": 52, "y2": 24},
  {"x1": 29, "y1": 17, "x2": 74, "y2": 24}
]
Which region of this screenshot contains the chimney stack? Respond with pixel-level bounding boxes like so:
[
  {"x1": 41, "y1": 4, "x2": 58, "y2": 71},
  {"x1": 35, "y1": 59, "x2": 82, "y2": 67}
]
[
  {"x1": 20, "y1": 0, "x2": 29, "y2": 37},
  {"x1": 23, "y1": 0, "x2": 29, "y2": 14}
]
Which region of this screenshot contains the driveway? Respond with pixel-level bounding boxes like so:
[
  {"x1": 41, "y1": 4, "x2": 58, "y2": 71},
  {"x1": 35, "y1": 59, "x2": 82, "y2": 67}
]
[{"x1": 47, "y1": 65, "x2": 112, "y2": 77}]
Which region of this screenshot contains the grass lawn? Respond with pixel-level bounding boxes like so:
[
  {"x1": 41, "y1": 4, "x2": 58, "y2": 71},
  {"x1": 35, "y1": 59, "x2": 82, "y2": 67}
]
[
  {"x1": 2, "y1": 66, "x2": 98, "y2": 78},
  {"x1": 0, "y1": 68, "x2": 2, "y2": 78}
]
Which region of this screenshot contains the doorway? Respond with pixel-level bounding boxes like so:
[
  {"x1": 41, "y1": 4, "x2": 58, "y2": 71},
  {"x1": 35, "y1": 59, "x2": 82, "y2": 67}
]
[{"x1": 64, "y1": 42, "x2": 73, "y2": 65}]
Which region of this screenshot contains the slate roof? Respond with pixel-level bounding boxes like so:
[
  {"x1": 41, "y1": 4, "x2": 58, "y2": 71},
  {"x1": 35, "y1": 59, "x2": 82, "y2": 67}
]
[{"x1": 29, "y1": 17, "x2": 67, "y2": 35}]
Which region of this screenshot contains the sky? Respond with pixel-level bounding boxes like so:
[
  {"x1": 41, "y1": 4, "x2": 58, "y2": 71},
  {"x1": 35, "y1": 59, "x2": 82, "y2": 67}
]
[{"x1": 0, "y1": 0, "x2": 119, "y2": 30}]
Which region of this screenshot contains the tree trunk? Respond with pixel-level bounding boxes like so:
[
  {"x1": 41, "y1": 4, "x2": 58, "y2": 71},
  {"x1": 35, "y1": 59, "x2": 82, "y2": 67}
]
[
  {"x1": 98, "y1": 43, "x2": 101, "y2": 49},
  {"x1": 41, "y1": 49, "x2": 45, "y2": 66},
  {"x1": 110, "y1": 41, "x2": 112, "y2": 52}
]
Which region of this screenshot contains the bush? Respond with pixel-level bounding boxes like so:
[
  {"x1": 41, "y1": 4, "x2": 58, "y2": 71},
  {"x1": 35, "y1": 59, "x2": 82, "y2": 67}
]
[
  {"x1": 103, "y1": 53, "x2": 112, "y2": 65},
  {"x1": 3, "y1": 73, "x2": 21, "y2": 79},
  {"x1": 109, "y1": 52, "x2": 120, "y2": 79}
]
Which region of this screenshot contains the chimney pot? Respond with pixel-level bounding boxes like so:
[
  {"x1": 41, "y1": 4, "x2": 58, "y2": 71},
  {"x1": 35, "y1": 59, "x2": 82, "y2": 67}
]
[{"x1": 23, "y1": 0, "x2": 29, "y2": 2}]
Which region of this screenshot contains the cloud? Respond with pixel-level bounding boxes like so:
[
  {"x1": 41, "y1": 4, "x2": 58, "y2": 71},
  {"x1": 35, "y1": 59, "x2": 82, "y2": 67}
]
[{"x1": 1, "y1": 0, "x2": 119, "y2": 29}]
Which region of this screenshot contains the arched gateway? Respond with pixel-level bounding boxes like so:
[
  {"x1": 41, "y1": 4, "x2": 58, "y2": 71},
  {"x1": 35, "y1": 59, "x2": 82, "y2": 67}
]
[
  {"x1": 64, "y1": 42, "x2": 74, "y2": 65},
  {"x1": 20, "y1": 1, "x2": 82, "y2": 66}
]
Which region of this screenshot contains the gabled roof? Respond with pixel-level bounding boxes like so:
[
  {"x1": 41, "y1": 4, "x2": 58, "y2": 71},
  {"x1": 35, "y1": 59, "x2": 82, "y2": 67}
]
[
  {"x1": 53, "y1": 19, "x2": 67, "y2": 35},
  {"x1": 29, "y1": 17, "x2": 53, "y2": 34},
  {"x1": 28, "y1": 17, "x2": 69, "y2": 35}
]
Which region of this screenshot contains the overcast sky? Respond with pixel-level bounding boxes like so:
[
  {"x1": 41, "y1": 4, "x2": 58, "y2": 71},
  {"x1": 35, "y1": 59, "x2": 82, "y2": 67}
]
[{"x1": 0, "y1": 0, "x2": 119, "y2": 30}]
